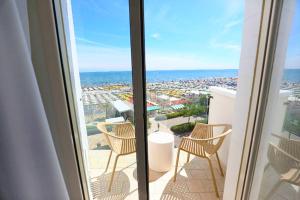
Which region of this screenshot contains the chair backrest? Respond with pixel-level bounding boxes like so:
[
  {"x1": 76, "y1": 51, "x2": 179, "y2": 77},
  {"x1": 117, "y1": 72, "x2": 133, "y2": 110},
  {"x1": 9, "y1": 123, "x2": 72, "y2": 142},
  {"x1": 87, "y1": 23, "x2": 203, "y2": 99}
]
[
  {"x1": 267, "y1": 143, "x2": 300, "y2": 176},
  {"x1": 191, "y1": 123, "x2": 213, "y2": 139},
  {"x1": 97, "y1": 122, "x2": 136, "y2": 154},
  {"x1": 97, "y1": 122, "x2": 113, "y2": 148},
  {"x1": 191, "y1": 123, "x2": 231, "y2": 154},
  {"x1": 115, "y1": 122, "x2": 135, "y2": 138},
  {"x1": 272, "y1": 133, "x2": 300, "y2": 160},
  {"x1": 191, "y1": 123, "x2": 231, "y2": 138},
  {"x1": 268, "y1": 134, "x2": 300, "y2": 175}
]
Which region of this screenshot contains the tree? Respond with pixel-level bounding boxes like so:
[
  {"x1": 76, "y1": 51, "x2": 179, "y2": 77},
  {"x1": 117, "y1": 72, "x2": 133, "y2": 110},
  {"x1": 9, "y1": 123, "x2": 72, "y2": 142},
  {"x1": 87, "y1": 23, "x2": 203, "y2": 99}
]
[
  {"x1": 199, "y1": 95, "x2": 208, "y2": 106},
  {"x1": 183, "y1": 103, "x2": 206, "y2": 123}
]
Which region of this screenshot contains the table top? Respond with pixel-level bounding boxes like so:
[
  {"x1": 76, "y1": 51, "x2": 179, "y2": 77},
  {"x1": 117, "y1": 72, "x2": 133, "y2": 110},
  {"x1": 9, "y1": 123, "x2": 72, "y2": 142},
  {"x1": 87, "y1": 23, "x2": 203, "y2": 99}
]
[
  {"x1": 105, "y1": 116, "x2": 124, "y2": 123},
  {"x1": 148, "y1": 132, "x2": 174, "y2": 144}
]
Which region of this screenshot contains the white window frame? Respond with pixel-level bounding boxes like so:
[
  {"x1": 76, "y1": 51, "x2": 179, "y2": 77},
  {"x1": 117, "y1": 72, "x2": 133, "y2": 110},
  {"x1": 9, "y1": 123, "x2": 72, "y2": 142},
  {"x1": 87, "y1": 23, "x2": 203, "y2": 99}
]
[
  {"x1": 235, "y1": 0, "x2": 284, "y2": 199},
  {"x1": 30, "y1": 0, "x2": 286, "y2": 199},
  {"x1": 52, "y1": 0, "x2": 150, "y2": 199}
]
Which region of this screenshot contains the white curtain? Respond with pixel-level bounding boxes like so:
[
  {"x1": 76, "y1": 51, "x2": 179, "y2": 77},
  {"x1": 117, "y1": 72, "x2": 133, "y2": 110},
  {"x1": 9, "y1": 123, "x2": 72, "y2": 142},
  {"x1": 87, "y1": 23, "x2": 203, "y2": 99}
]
[{"x1": 0, "y1": 0, "x2": 69, "y2": 199}]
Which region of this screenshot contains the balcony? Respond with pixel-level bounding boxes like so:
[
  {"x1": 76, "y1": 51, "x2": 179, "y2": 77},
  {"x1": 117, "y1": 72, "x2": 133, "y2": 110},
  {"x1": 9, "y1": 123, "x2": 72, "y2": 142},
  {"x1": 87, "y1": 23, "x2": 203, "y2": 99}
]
[
  {"x1": 86, "y1": 86, "x2": 297, "y2": 200},
  {"x1": 86, "y1": 87, "x2": 234, "y2": 200},
  {"x1": 89, "y1": 149, "x2": 225, "y2": 200}
]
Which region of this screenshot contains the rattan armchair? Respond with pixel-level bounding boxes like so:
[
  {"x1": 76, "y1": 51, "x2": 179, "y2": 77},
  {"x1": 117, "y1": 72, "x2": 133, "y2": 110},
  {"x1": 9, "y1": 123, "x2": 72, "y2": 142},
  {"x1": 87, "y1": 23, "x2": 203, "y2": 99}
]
[
  {"x1": 264, "y1": 134, "x2": 300, "y2": 199},
  {"x1": 173, "y1": 123, "x2": 232, "y2": 198},
  {"x1": 97, "y1": 122, "x2": 136, "y2": 191}
]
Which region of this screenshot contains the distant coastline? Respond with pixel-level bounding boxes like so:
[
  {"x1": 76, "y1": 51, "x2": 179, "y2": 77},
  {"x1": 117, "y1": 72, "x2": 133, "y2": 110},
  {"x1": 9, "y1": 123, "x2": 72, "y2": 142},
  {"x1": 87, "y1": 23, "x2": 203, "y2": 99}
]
[
  {"x1": 79, "y1": 68, "x2": 300, "y2": 87},
  {"x1": 80, "y1": 69, "x2": 238, "y2": 87}
]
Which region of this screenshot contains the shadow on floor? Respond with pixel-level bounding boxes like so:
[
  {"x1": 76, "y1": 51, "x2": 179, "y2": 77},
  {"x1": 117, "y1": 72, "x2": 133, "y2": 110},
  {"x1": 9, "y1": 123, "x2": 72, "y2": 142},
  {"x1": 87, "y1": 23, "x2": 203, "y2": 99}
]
[
  {"x1": 159, "y1": 157, "x2": 224, "y2": 200},
  {"x1": 90, "y1": 171, "x2": 133, "y2": 200},
  {"x1": 149, "y1": 169, "x2": 167, "y2": 182}
]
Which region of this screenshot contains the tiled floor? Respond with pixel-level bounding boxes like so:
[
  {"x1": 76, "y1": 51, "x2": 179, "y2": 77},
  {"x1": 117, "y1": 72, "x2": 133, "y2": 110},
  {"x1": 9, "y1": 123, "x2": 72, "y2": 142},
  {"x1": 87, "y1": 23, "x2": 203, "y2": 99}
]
[{"x1": 88, "y1": 149, "x2": 225, "y2": 200}]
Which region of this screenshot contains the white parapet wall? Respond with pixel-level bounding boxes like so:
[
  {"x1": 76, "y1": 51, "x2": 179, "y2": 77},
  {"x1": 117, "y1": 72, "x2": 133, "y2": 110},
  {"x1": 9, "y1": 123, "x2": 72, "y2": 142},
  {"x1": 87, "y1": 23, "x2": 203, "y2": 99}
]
[
  {"x1": 208, "y1": 87, "x2": 236, "y2": 169},
  {"x1": 208, "y1": 86, "x2": 291, "y2": 171}
]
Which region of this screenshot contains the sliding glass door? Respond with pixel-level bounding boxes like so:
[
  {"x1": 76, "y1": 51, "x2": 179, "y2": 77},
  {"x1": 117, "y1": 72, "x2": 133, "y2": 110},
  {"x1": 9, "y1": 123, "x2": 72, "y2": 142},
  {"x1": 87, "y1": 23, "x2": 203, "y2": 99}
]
[
  {"x1": 52, "y1": 0, "x2": 298, "y2": 199},
  {"x1": 55, "y1": 0, "x2": 147, "y2": 199},
  {"x1": 247, "y1": 0, "x2": 300, "y2": 199},
  {"x1": 55, "y1": 0, "x2": 244, "y2": 199},
  {"x1": 143, "y1": 1, "x2": 243, "y2": 199}
]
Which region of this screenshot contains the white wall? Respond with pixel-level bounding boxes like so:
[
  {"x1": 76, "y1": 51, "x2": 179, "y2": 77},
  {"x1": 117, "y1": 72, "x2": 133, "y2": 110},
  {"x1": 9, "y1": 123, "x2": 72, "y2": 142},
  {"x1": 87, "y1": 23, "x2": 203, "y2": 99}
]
[
  {"x1": 208, "y1": 87, "x2": 291, "y2": 170},
  {"x1": 209, "y1": 84, "x2": 291, "y2": 199},
  {"x1": 222, "y1": 0, "x2": 264, "y2": 198},
  {"x1": 208, "y1": 87, "x2": 236, "y2": 169}
]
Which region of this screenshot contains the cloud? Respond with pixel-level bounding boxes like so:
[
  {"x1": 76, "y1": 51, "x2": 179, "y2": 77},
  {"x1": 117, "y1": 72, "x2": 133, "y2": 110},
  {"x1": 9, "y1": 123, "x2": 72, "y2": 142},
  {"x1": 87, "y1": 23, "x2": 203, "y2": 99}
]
[
  {"x1": 75, "y1": 39, "x2": 237, "y2": 71},
  {"x1": 209, "y1": 16, "x2": 243, "y2": 53},
  {"x1": 223, "y1": 18, "x2": 243, "y2": 33},
  {"x1": 150, "y1": 33, "x2": 160, "y2": 40},
  {"x1": 145, "y1": 50, "x2": 237, "y2": 70},
  {"x1": 76, "y1": 40, "x2": 132, "y2": 72},
  {"x1": 209, "y1": 39, "x2": 241, "y2": 52},
  {"x1": 224, "y1": 0, "x2": 244, "y2": 20},
  {"x1": 76, "y1": 37, "x2": 111, "y2": 47}
]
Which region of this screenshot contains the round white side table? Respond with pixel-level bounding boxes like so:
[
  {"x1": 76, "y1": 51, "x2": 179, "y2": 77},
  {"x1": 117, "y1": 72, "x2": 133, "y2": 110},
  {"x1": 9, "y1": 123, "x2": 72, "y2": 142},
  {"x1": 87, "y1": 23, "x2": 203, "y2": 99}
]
[{"x1": 148, "y1": 132, "x2": 174, "y2": 172}]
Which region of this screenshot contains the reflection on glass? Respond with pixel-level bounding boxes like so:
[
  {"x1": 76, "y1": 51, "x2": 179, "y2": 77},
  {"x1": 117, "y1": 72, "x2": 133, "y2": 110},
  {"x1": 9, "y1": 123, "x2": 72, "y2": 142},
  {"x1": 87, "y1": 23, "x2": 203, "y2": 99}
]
[{"x1": 254, "y1": 1, "x2": 300, "y2": 199}]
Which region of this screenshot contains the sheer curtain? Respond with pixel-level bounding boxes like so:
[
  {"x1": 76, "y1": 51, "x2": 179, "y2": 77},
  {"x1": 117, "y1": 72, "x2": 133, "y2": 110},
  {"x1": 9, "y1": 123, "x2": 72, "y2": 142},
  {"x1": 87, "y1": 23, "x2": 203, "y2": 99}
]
[{"x1": 0, "y1": 0, "x2": 69, "y2": 199}]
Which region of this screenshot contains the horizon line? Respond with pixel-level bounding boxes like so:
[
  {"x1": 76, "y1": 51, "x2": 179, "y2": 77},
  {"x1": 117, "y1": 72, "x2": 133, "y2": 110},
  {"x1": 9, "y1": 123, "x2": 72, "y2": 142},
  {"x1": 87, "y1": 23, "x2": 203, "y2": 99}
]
[
  {"x1": 79, "y1": 67, "x2": 300, "y2": 73},
  {"x1": 79, "y1": 68, "x2": 239, "y2": 73}
]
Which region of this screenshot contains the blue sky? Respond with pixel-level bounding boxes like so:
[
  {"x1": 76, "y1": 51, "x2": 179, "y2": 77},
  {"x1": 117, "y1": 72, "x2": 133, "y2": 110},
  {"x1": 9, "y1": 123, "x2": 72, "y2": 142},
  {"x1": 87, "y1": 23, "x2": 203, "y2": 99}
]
[
  {"x1": 285, "y1": 0, "x2": 300, "y2": 69},
  {"x1": 71, "y1": 0, "x2": 299, "y2": 72}
]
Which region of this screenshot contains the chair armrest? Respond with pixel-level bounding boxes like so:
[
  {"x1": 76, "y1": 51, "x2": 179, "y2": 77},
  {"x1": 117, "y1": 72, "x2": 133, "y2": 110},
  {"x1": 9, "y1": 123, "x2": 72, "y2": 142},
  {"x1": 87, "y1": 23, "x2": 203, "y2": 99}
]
[
  {"x1": 97, "y1": 122, "x2": 111, "y2": 133},
  {"x1": 106, "y1": 132, "x2": 136, "y2": 140},
  {"x1": 272, "y1": 133, "x2": 287, "y2": 140},
  {"x1": 271, "y1": 133, "x2": 298, "y2": 142},
  {"x1": 185, "y1": 129, "x2": 232, "y2": 142}
]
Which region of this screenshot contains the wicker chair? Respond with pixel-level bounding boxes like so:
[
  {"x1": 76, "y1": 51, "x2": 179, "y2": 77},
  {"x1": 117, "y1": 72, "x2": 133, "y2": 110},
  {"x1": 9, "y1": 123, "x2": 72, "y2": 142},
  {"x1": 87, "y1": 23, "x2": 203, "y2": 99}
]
[
  {"x1": 264, "y1": 134, "x2": 300, "y2": 199},
  {"x1": 173, "y1": 123, "x2": 232, "y2": 198},
  {"x1": 97, "y1": 122, "x2": 136, "y2": 191},
  {"x1": 272, "y1": 133, "x2": 300, "y2": 160}
]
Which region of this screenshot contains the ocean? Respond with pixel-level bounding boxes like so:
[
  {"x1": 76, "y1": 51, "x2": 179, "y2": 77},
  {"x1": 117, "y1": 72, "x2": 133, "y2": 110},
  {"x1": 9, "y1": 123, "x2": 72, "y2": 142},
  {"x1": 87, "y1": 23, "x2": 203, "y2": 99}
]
[{"x1": 79, "y1": 69, "x2": 300, "y2": 87}]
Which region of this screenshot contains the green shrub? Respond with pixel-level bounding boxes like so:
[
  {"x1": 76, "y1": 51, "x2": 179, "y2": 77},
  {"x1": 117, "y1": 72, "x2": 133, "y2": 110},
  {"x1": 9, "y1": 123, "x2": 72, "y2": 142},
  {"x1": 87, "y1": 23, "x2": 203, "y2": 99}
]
[
  {"x1": 170, "y1": 117, "x2": 208, "y2": 135},
  {"x1": 166, "y1": 111, "x2": 184, "y2": 119},
  {"x1": 171, "y1": 122, "x2": 195, "y2": 134},
  {"x1": 86, "y1": 125, "x2": 99, "y2": 136},
  {"x1": 283, "y1": 118, "x2": 300, "y2": 137}
]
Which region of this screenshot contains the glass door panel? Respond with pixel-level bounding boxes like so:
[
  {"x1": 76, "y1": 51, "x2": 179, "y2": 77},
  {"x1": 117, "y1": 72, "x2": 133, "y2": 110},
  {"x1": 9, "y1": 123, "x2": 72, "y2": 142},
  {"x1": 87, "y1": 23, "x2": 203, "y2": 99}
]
[
  {"x1": 144, "y1": 1, "x2": 243, "y2": 199},
  {"x1": 250, "y1": 0, "x2": 300, "y2": 199},
  {"x1": 68, "y1": 1, "x2": 139, "y2": 199}
]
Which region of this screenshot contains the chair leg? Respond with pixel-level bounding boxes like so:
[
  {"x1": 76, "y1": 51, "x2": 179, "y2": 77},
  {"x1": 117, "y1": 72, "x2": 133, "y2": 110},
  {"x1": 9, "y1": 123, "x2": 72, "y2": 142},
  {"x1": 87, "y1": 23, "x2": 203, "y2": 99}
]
[
  {"x1": 173, "y1": 148, "x2": 181, "y2": 182},
  {"x1": 108, "y1": 154, "x2": 119, "y2": 192},
  {"x1": 207, "y1": 158, "x2": 220, "y2": 198},
  {"x1": 187, "y1": 153, "x2": 190, "y2": 163},
  {"x1": 105, "y1": 150, "x2": 113, "y2": 172},
  {"x1": 216, "y1": 152, "x2": 224, "y2": 176}
]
